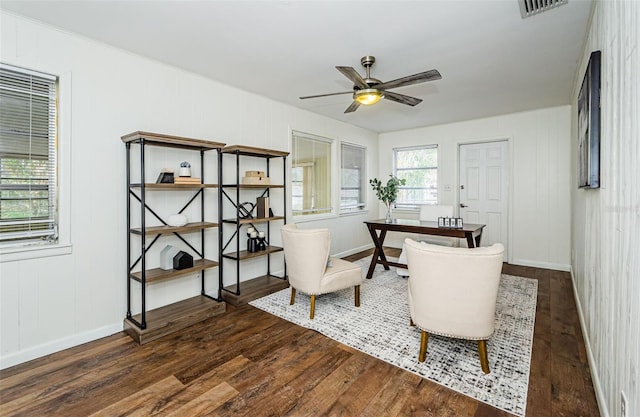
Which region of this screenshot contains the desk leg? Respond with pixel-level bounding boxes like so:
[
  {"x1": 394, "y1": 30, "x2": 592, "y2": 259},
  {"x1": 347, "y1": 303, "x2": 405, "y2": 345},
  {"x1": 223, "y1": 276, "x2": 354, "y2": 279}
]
[
  {"x1": 466, "y1": 233, "x2": 475, "y2": 248},
  {"x1": 465, "y1": 231, "x2": 483, "y2": 248},
  {"x1": 366, "y1": 226, "x2": 389, "y2": 279},
  {"x1": 475, "y1": 232, "x2": 482, "y2": 247}
]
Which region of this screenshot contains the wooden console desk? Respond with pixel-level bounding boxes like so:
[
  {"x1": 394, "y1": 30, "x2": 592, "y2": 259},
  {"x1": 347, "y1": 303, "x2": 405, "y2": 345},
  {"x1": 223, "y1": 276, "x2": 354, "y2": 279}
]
[{"x1": 364, "y1": 219, "x2": 486, "y2": 279}]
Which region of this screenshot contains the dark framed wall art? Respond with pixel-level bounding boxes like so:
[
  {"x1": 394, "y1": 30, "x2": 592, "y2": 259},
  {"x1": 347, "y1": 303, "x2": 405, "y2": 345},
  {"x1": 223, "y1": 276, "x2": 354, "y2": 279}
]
[{"x1": 577, "y1": 50, "x2": 601, "y2": 189}]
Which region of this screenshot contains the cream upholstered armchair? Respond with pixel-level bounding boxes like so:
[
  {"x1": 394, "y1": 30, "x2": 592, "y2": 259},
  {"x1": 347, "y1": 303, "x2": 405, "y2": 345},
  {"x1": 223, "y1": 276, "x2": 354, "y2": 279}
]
[
  {"x1": 281, "y1": 223, "x2": 363, "y2": 319},
  {"x1": 405, "y1": 238, "x2": 504, "y2": 373}
]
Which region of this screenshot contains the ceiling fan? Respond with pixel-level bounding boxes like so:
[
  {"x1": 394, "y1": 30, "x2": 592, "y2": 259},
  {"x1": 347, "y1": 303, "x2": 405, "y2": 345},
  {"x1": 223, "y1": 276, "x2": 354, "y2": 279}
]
[{"x1": 299, "y1": 56, "x2": 442, "y2": 113}]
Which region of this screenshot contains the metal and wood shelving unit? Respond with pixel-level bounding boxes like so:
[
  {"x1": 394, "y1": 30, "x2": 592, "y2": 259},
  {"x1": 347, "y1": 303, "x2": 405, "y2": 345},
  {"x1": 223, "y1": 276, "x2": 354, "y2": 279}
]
[
  {"x1": 219, "y1": 145, "x2": 289, "y2": 306},
  {"x1": 122, "y1": 131, "x2": 226, "y2": 344}
]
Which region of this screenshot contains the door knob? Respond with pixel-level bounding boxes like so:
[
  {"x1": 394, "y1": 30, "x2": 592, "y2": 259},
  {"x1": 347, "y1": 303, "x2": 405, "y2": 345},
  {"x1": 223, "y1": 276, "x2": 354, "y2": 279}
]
[{"x1": 460, "y1": 203, "x2": 468, "y2": 208}]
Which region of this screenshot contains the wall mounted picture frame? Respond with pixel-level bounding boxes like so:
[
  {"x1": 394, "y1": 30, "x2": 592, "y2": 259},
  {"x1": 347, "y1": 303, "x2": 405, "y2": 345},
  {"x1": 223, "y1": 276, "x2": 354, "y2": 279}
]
[{"x1": 577, "y1": 50, "x2": 601, "y2": 189}]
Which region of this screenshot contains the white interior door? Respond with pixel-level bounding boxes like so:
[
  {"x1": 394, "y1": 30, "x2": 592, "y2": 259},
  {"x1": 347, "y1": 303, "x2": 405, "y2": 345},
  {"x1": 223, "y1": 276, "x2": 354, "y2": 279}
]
[{"x1": 459, "y1": 141, "x2": 509, "y2": 258}]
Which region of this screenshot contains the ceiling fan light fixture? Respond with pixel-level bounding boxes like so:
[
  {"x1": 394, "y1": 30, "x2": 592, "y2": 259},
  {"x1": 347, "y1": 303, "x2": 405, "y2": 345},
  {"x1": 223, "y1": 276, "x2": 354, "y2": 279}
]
[
  {"x1": 301, "y1": 56, "x2": 441, "y2": 113},
  {"x1": 354, "y1": 89, "x2": 384, "y2": 105}
]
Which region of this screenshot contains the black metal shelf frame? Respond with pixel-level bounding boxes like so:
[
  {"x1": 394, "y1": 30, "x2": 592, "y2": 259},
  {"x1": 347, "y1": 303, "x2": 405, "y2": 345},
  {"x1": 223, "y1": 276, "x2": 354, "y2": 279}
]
[
  {"x1": 219, "y1": 149, "x2": 287, "y2": 297},
  {"x1": 125, "y1": 137, "x2": 221, "y2": 330}
]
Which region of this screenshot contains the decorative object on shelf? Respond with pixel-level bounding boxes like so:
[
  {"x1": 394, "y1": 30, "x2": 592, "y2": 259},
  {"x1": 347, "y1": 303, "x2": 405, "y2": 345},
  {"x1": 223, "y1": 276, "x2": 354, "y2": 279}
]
[
  {"x1": 238, "y1": 202, "x2": 255, "y2": 219},
  {"x1": 156, "y1": 168, "x2": 174, "y2": 184},
  {"x1": 246, "y1": 227, "x2": 265, "y2": 253},
  {"x1": 256, "y1": 196, "x2": 269, "y2": 218},
  {"x1": 174, "y1": 176, "x2": 201, "y2": 185},
  {"x1": 160, "y1": 245, "x2": 180, "y2": 270},
  {"x1": 369, "y1": 175, "x2": 406, "y2": 223},
  {"x1": 438, "y1": 216, "x2": 464, "y2": 229},
  {"x1": 173, "y1": 251, "x2": 194, "y2": 270},
  {"x1": 247, "y1": 228, "x2": 259, "y2": 253},
  {"x1": 168, "y1": 213, "x2": 188, "y2": 227},
  {"x1": 241, "y1": 170, "x2": 270, "y2": 185},
  {"x1": 577, "y1": 50, "x2": 601, "y2": 189},
  {"x1": 257, "y1": 231, "x2": 267, "y2": 250},
  {"x1": 246, "y1": 227, "x2": 255, "y2": 250},
  {"x1": 179, "y1": 161, "x2": 191, "y2": 177}
]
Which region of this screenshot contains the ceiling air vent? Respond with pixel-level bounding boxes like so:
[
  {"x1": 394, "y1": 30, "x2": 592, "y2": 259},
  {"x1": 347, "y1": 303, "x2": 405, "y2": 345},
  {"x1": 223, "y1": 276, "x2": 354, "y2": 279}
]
[{"x1": 519, "y1": 0, "x2": 568, "y2": 18}]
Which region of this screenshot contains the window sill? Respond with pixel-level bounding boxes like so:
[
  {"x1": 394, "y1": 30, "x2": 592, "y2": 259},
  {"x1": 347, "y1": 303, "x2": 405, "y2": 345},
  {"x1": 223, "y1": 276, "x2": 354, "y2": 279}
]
[
  {"x1": 339, "y1": 209, "x2": 369, "y2": 217},
  {"x1": 391, "y1": 207, "x2": 420, "y2": 214},
  {"x1": 292, "y1": 212, "x2": 336, "y2": 224},
  {"x1": 0, "y1": 243, "x2": 72, "y2": 262}
]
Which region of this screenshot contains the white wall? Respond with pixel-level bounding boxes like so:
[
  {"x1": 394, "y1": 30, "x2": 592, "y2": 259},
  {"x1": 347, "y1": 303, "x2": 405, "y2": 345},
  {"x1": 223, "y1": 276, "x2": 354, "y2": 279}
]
[
  {"x1": 571, "y1": 2, "x2": 640, "y2": 417},
  {"x1": 0, "y1": 11, "x2": 379, "y2": 368},
  {"x1": 378, "y1": 106, "x2": 572, "y2": 270}
]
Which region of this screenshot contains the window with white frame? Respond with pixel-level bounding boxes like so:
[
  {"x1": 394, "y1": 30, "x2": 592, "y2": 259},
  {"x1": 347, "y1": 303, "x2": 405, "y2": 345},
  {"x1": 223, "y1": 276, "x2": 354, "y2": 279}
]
[
  {"x1": 340, "y1": 142, "x2": 366, "y2": 213},
  {"x1": 393, "y1": 145, "x2": 438, "y2": 208},
  {"x1": 291, "y1": 131, "x2": 332, "y2": 217},
  {"x1": 0, "y1": 64, "x2": 58, "y2": 247}
]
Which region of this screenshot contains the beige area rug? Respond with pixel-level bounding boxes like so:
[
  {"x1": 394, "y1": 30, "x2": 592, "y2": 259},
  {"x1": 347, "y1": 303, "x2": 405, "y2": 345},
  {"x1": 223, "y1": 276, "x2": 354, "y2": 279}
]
[{"x1": 250, "y1": 256, "x2": 538, "y2": 416}]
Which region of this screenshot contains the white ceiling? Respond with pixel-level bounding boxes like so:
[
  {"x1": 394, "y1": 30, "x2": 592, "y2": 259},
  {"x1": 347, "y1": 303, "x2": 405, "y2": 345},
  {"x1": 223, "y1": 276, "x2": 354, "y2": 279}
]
[{"x1": 1, "y1": 0, "x2": 593, "y2": 133}]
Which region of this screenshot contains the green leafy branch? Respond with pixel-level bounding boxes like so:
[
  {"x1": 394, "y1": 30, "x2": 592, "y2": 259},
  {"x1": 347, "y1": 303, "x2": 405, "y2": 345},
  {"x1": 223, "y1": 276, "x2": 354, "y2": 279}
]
[{"x1": 369, "y1": 175, "x2": 406, "y2": 205}]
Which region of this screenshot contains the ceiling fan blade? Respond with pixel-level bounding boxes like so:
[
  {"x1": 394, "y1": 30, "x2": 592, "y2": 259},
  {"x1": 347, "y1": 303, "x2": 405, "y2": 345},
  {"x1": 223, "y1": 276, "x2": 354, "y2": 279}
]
[
  {"x1": 336, "y1": 66, "x2": 369, "y2": 89},
  {"x1": 374, "y1": 69, "x2": 442, "y2": 90},
  {"x1": 299, "y1": 91, "x2": 353, "y2": 100},
  {"x1": 383, "y1": 91, "x2": 423, "y2": 107},
  {"x1": 344, "y1": 101, "x2": 360, "y2": 113}
]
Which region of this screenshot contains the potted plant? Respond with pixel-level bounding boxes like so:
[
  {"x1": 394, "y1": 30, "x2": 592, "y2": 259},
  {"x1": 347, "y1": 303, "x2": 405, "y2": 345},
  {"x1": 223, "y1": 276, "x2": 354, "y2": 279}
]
[{"x1": 369, "y1": 175, "x2": 406, "y2": 223}]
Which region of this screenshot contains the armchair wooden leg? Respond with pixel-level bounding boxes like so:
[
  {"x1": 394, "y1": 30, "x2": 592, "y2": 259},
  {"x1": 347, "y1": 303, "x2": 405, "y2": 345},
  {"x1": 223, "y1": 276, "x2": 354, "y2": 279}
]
[
  {"x1": 354, "y1": 285, "x2": 361, "y2": 307},
  {"x1": 290, "y1": 288, "x2": 296, "y2": 305},
  {"x1": 478, "y1": 340, "x2": 490, "y2": 374},
  {"x1": 418, "y1": 331, "x2": 428, "y2": 362},
  {"x1": 410, "y1": 318, "x2": 414, "y2": 326},
  {"x1": 309, "y1": 294, "x2": 316, "y2": 320}
]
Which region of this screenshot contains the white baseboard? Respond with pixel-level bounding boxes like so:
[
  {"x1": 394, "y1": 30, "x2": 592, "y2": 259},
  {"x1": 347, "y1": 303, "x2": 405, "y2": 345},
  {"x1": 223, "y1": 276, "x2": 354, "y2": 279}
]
[
  {"x1": 569, "y1": 268, "x2": 610, "y2": 417},
  {"x1": 333, "y1": 243, "x2": 374, "y2": 258},
  {"x1": 0, "y1": 322, "x2": 123, "y2": 370},
  {"x1": 510, "y1": 258, "x2": 571, "y2": 272}
]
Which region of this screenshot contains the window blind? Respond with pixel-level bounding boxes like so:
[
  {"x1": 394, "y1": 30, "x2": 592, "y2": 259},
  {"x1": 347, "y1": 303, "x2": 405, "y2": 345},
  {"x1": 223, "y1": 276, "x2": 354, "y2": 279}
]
[
  {"x1": 291, "y1": 131, "x2": 332, "y2": 216},
  {"x1": 340, "y1": 143, "x2": 366, "y2": 212},
  {"x1": 0, "y1": 64, "x2": 58, "y2": 245}
]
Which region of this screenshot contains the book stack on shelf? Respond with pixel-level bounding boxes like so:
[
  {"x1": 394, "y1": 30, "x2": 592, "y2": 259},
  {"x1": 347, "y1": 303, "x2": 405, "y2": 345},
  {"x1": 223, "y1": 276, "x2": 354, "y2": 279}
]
[
  {"x1": 241, "y1": 170, "x2": 270, "y2": 185},
  {"x1": 174, "y1": 176, "x2": 201, "y2": 185}
]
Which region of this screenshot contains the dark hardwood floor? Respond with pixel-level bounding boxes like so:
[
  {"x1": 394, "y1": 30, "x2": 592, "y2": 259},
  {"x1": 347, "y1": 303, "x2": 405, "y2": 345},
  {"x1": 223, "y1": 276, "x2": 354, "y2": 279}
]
[{"x1": 0, "y1": 249, "x2": 599, "y2": 417}]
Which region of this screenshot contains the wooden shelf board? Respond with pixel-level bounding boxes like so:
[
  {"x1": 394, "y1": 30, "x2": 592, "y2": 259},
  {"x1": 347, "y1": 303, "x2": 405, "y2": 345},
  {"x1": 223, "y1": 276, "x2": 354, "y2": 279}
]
[
  {"x1": 130, "y1": 221, "x2": 218, "y2": 236},
  {"x1": 131, "y1": 183, "x2": 218, "y2": 189},
  {"x1": 222, "y1": 246, "x2": 283, "y2": 261},
  {"x1": 221, "y1": 145, "x2": 289, "y2": 158},
  {"x1": 123, "y1": 295, "x2": 226, "y2": 344},
  {"x1": 221, "y1": 184, "x2": 284, "y2": 189},
  {"x1": 121, "y1": 131, "x2": 225, "y2": 151},
  {"x1": 130, "y1": 258, "x2": 219, "y2": 283},
  {"x1": 222, "y1": 216, "x2": 285, "y2": 225},
  {"x1": 221, "y1": 275, "x2": 289, "y2": 306}
]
